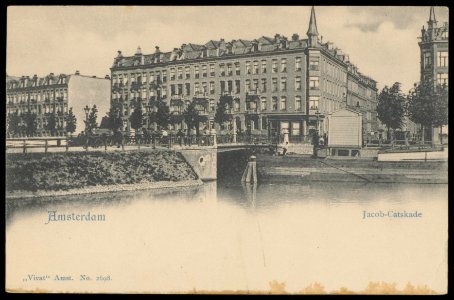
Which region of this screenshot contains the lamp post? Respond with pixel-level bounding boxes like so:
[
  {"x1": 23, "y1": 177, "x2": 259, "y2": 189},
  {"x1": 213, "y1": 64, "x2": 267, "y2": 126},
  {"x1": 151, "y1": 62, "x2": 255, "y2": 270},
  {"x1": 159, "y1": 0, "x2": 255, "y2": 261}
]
[
  {"x1": 84, "y1": 105, "x2": 90, "y2": 150},
  {"x1": 314, "y1": 110, "x2": 320, "y2": 157}
]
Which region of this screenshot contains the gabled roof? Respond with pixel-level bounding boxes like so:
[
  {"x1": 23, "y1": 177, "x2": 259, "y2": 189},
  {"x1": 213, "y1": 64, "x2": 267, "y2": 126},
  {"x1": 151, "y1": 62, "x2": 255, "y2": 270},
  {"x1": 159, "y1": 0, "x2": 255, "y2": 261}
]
[
  {"x1": 257, "y1": 36, "x2": 274, "y2": 45},
  {"x1": 205, "y1": 40, "x2": 220, "y2": 49}
]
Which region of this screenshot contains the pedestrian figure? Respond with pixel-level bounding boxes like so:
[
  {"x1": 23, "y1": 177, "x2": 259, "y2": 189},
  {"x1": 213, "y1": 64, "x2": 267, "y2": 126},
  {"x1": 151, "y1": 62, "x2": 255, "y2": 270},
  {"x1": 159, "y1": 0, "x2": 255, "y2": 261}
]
[{"x1": 282, "y1": 141, "x2": 289, "y2": 156}]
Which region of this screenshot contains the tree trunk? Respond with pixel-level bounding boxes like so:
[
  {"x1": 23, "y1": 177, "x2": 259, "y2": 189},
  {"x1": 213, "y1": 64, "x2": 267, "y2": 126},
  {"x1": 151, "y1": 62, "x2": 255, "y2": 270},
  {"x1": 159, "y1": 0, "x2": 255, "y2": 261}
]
[
  {"x1": 439, "y1": 125, "x2": 443, "y2": 145},
  {"x1": 430, "y1": 124, "x2": 435, "y2": 148},
  {"x1": 421, "y1": 125, "x2": 425, "y2": 144}
]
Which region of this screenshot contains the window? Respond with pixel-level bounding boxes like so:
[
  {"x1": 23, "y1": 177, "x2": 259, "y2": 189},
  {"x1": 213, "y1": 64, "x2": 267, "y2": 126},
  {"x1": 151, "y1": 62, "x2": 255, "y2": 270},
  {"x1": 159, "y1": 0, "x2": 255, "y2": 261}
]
[
  {"x1": 441, "y1": 30, "x2": 448, "y2": 39},
  {"x1": 272, "y1": 96, "x2": 278, "y2": 111},
  {"x1": 202, "y1": 65, "x2": 207, "y2": 77},
  {"x1": 309, "y1": 60, "x2": 319, "y2": 71},
  {"x1": 246, "y1": 61, "x2": 251, "y2": 74},
  {"x1": 253, "y1": 61, "x2": 259, "y2": 74},
  {"x1": 194, "y1": 82, "x2": 200, "y2": 94},
  {"x1": 309, "y1": 96, "x2": 319, "y2": 110},
  {"x1": 280, "y1": 96, "x2": 287, "y2": 110},
  {"x1": 235, "y1": 63, "x2": 241, "y2": 75},
  {"x1": 424, "y1": 52, "x2": 432, "y2": 68},
  {"x1": 437, "y1": 51, "x2": 448, "y2": 67},
  {"x1": 295, "y1": 77, "x2": 302, "y2": 91},
  {"x1": 245, "y1": 79, "x2": 251, "y2": 92},
  {"x1": 210, "y1": 82, "x2": 215, "y2": 94},
  {"x1": 295, "y1": 96, "x2": 302, "y2": 111},
  {"x1": 177, "y1": 84, "x2": 183, "y2": 95},
  {"x1": 272, "y1": 59, "x2": 278, "y2": 73},
  {"x1": 185, "y1": 66, "x2": 191, "y2": 79},
  {"x1": 170, "y1": 68, "x2": 176, "y2": 80},
  {"x1": 261, "y1": 60, "x2": 267, "y2": 73},
  {"x1": 220, "y1": 81, "x2": 225, "y2": 93},
  {"x1": 227, "y1": 81, "x2": 233, "y2": 93},
  {"x1": 195, "y1": 66, "x2": 200, "y2": 78},
  {"x1": 210, "y1": 99, "x2": 215, "y2": 112},
  {"x1": 170, "y1": 85, "x2": 176, "y2": 96},
  {"x1": 272, "y1": 78, "x2": 278, "y2": 92},
  {"x1": 281, "y1": 58, "x2": 287, "y2": 72},
  {"x1": 162, "y1": 71, "x2": 167, "y2": 83},
  {"x1": 142, "y1": 73, "x2": 147, "y2": 84},
  {"x1": 280, "y1": 78, "x2": 287, "y2": 91},
  {"x1": 234, "y1": 98, "x2": 240, "y2": 112},
  {"x1": 309, "y1": 77, "x2": 319, "y2": 89},
  {"x1": 161, "y1": 86, "x2": 167, "y2": 99},
  {"x1": 252, "y1": 79, "x2": 259, "y2": 93},
  {"x1": 295, "y1": 57, "x2": 302, "y2": 71},
  {"x1": 437, "y1": 73, "x2": 448, "y2": 86},
  {"x1": 260, "y1": 97, "x2": 267, "y2": 111},
  {"x1": 227, "y1": 64, "x2": 233, "y2": 76},
  {"x1": 235, "y1": 80, "x2": 241, "y2": 94},
  {"x1": 261, "y1": 78, "x2": 267, "y2": 93},
  {"x1": 202, "y1": 82, "x2": 208, "y2": 94},
  {"x1": 291, "y1": 122, "x2": 300, "y2": 136},
  {"x1": 220, "y1": 64, "x2": 225, "y2": 76},
  {"x1": 177, "y1": 67, "x2": 183, "y2": 80},
  {"x1": 210, "y1": 64, "x2": 215, "y2": 77},
  {"x1": 185, "y1": 83, "x2": 191, "y2": 96}
]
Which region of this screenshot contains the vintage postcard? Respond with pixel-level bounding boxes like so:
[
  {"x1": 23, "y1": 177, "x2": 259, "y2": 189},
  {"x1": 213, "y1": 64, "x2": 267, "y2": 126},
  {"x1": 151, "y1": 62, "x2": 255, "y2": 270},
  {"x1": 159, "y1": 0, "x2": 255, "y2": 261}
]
[{"x1": 5, "y1": 5, "x2": 448, "y2": 294}]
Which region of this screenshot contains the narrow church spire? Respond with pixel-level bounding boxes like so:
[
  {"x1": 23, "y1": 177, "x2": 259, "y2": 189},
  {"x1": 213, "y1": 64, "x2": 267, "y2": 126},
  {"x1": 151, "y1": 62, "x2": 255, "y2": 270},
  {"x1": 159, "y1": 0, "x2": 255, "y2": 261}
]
[
  {"x1": 307, "y1": 6, "x2": 319, "y2": 36},
  {"x1": 307, "y1": 6, "x2": 319, "y2": 47},
  {"x1": 428, "y1": 6, "x2": 437, "y2": 28}
]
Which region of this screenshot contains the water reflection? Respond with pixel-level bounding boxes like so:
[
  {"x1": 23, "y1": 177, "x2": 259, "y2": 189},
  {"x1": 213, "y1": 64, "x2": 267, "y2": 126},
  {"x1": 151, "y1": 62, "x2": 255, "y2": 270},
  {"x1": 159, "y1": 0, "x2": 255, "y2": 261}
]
[{"x1": 6, "y1": 181, "x2": 448, "y2": 293}]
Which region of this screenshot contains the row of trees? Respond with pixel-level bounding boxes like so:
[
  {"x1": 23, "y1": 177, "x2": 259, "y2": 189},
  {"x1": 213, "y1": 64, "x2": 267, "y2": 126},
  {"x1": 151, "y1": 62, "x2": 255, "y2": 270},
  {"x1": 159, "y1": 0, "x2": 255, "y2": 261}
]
[
  {"x1": 377, "y1": 80, "x2": 448, "y2": 144},
  {"x1": 6, "y1": 108, "x2": 77, "y2": 138},
  {"x1": 102, "y1": 94, "x2": 236, "y2": 136}
]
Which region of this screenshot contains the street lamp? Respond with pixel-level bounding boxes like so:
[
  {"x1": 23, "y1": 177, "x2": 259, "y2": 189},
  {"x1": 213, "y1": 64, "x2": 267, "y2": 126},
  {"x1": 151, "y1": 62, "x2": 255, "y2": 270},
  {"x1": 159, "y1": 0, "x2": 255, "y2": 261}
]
[{"x1": 84, "y1": 105, "x2": 90, "y2": 150}]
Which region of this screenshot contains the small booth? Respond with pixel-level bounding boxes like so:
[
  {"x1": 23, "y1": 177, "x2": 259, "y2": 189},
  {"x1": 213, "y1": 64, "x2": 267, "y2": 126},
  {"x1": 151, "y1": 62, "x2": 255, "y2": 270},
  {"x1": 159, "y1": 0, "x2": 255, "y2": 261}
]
[{"x1": 327, "y1": 108, "x2": 363, "y2": 158}]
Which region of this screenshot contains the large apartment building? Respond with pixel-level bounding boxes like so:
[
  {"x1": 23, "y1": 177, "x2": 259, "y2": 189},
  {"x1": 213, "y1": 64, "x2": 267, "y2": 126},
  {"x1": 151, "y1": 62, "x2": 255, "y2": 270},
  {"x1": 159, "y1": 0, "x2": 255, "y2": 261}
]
[
  {"x1": 110, "y1": 7, "x2": 378, "y2": 141},
  {"x1": 6, "y1": 72, "x2": 110, "y2": 137}
]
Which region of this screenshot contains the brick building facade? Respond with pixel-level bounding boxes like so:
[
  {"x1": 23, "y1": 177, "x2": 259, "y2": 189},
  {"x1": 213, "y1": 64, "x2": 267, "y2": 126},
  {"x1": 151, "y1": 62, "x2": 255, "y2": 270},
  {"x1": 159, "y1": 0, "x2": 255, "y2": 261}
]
[
  {"x1": 6, "y1": 72, "x2": 111, "y2": 137},
  {"x1": 110, "y1": 7, "x2": 378, "y2": 141}
]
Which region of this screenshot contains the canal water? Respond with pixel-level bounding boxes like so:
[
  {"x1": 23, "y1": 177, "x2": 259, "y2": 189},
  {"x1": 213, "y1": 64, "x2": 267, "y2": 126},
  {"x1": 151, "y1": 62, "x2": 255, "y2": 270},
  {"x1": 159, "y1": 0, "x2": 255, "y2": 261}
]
[{"x1": 6, "y1": 171, "x2": 448, "y2": 293}]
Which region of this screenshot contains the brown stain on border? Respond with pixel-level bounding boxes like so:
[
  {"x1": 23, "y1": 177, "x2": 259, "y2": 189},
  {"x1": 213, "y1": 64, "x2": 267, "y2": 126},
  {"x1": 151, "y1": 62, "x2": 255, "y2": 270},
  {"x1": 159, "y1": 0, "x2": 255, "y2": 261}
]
[{"x1": 5, "y1": 281, "x2": 441, "y2": 295}]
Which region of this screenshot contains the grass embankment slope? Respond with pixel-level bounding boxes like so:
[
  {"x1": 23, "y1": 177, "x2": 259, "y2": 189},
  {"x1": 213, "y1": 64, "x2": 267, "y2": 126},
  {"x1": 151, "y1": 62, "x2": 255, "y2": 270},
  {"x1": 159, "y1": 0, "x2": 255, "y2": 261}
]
[{"x1": 6, "y1": 150, "x2": 199, "y2": 193}]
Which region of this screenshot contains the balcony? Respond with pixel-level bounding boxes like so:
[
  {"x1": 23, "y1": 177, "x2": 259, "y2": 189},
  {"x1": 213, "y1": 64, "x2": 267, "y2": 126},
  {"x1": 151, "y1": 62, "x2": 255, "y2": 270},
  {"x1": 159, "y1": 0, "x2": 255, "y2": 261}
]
[
  {"x1": 246, "y1": 109, "x2": 260, "y2": 115},
  {"x1": 171, "y1": 94, "x2": 184, "y2": 100},
  {"x1": 194, "y1": 92, "x2": 209, "y2": 98}
]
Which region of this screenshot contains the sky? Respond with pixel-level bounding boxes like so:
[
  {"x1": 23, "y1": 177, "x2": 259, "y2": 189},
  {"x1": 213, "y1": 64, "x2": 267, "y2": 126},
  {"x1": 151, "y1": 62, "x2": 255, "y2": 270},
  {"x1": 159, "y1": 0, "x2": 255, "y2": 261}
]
[{"x1": 6, "y1": 6, "x2": 449, "y2": 93}]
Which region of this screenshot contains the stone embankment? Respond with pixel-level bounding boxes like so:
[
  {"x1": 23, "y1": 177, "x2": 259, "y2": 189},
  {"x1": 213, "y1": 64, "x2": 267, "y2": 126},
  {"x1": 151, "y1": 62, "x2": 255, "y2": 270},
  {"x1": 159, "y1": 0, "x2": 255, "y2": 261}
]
[
  {"x1": 6, "y1": 150, "x2": 201, "y2": 198},
  {"x1": 256, "y1": 155, "x2": 448, "y2": 184}
]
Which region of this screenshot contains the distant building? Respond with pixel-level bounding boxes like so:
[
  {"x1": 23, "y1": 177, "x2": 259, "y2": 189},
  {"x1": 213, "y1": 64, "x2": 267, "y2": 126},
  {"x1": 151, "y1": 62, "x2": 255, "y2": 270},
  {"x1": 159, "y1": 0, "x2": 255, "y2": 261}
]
[
  {"x1": 6, "y1": 72, "x2": 111, "y2": 136},
  {"x1": 418, "y1": 6, "x2": 449, "y2": 142},
  {"x1": 110, "y1": 6, "x2": 378, "y2": 141}
]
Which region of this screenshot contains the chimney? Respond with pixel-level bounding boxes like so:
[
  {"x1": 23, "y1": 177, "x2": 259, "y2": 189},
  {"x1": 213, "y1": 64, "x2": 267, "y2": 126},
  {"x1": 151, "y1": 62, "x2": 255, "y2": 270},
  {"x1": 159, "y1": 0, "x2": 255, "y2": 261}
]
[
  {"x1": 155, "y1": 46, "x2": 160, "y2": 53},
  {"x1": 50, "y1": 73, "x2": 54, "y2": 76},
  {"x1": 292, "y1": 33, "x2": 299, "y2": 41},
  {"x1": 75, "y1": 70, "x2": 80, "y2": 75},
  {"x1": 105, "y1": 75, "x2": 110, "y2": 79},
  {"x1": 117, "y1": 50, "x2": 123, "y2": 57},
  {"x1": 92, "y1": 75, "x2": 97, "y2": 78}
]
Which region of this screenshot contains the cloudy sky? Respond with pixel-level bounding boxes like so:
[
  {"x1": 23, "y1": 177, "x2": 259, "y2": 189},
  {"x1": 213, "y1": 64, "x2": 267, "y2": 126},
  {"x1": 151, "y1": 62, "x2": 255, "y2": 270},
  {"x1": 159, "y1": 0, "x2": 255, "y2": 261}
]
[{"x1": 7, "y1": 6, "x2": 449, "y2": 92}]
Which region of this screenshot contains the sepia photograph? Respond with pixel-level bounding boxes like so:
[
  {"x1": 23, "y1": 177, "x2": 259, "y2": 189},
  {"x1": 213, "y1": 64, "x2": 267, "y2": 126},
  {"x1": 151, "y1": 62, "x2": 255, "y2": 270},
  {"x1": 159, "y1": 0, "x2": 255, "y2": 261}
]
[{"x1": 5, "y1": 5, "x2": 448, "y2": 294}]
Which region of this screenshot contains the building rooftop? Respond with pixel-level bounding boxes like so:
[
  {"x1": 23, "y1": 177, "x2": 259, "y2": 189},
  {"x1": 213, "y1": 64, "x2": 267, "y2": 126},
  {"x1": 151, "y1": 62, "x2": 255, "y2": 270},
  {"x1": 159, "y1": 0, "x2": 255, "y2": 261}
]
[{"x1": 6, "y1": 72, "x2": 109, "y2": 90}]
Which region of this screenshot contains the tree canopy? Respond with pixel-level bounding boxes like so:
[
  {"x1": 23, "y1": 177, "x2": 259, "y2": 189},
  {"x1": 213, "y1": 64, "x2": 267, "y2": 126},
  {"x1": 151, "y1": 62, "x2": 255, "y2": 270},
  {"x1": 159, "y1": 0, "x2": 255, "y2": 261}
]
[
  {"x1": 65, "y1": 107, "x2": 77, "y2": 135},
  {"x1": 376, "y1": 82, "x2": 406, "y2": 133},
  {"x1": 407, "y1": 81, "x2": 448, "y2": 128}
]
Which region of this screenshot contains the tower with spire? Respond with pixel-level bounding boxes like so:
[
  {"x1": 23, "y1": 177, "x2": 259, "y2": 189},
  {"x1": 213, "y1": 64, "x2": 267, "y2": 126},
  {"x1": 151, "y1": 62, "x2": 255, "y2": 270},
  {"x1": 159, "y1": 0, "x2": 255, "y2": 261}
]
[
  {"x1": 307, "y1": 6, "x2": 319, "y2": 47},
  {"x1": 417, "y1": 6, "x2": 449, "y2": 143},
  {"x1": 419, "y1": 6, "x2": 449, "y2": 84}
]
